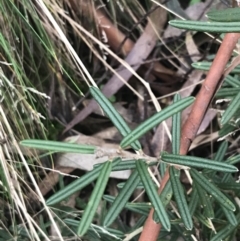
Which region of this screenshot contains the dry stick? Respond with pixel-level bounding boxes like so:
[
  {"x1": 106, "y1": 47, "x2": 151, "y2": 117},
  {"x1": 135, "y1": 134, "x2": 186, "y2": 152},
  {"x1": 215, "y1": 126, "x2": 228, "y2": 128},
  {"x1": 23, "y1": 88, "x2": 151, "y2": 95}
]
[
  {"x1": 64, "y1": 1, "x2": 170, "y2": 133},
  {"x1": 138, "y1": 32, "x2": 240, "y2": 241}
]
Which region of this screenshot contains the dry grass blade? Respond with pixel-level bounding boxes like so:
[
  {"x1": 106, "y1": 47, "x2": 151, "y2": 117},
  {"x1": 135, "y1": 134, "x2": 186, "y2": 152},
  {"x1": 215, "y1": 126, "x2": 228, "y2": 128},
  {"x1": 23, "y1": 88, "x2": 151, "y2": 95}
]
[
  {"x1": 63, "y1": 0, "x2": 170, "y2": 134},
  {"x1": 1, "y1": 0, "x2": 240, "y2": 240}
]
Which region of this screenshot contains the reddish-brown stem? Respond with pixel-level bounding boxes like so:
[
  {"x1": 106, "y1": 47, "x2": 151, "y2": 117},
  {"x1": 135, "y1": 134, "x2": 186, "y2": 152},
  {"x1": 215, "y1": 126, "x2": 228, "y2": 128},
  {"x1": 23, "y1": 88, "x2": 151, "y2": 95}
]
[
  {"x1": 138, "y1": 170, "x2": 169, "y2": 241},
  {"x1": 180, "y1": 33, "x2": 240, "y2": 153},
  {"x1": 138, "y1": 32, "x2": 240, "y2": 241}
]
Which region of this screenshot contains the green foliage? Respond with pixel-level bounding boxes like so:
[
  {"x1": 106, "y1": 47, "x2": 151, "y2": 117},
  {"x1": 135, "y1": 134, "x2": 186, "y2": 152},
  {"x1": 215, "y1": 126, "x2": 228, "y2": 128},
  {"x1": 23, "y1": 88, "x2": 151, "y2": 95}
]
[
  {"x1": 136, "y1": 159, "x2": 171, "y2": 231},
  {"x1": 172, "y1": 93, "x2": 181, "y2": 155},
  {"x1": 46, "y1": 158, "x2": 121, "y2": 206},
  {"x1": 103, "y1": 170, "x2": 141, "y2": 227},
  {"x1": 161, "y1": 153, "x2": 238, "y2": 172},
  {"x1": 77, "y1": 160, "x2": 112, "y2": 236},
  {"x1": 192, "y1": 61, "x2": 240, "y2": 74},
  {"x1": 189, "y1": 0, "x2": 201, "y2": 5},
  {"x1": 22, "y1": 85, "x2": 240, "y2": 239},
  {"x1": 90, "y1": 86, "x2": 141, "y2": 151},
  {"x1": 169, "y1": 167, "x2": 193, "y2": 230},
  {"x1": 20, "y1": 139, "x2": 96, "y2": 154},
  {"x1": 4, "y1": 2, "x2": 240, "y2": 241},
  {"x1": 170, "y1": 6, "x2": 240, "y2": 138},
  {"x1": 120, "y1": 96, "x2": 194, "y2": 148},
  {"x1": 207, "y1": 8, "x2": 240, "y2": 22},
  {"x1": 169, "y1": 20, "x2": 240, "y2": 32},
  {"x1": 190, "y1": 169, "x2": 236, "y2": 211}
]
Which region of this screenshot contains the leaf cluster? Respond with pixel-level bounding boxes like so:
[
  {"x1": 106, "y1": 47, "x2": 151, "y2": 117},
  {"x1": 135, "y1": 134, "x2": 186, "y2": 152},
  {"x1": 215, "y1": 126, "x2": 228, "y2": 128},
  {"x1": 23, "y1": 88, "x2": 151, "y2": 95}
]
[{"x1": 21, "y1": 86, "x2": 240, "y2": 240}]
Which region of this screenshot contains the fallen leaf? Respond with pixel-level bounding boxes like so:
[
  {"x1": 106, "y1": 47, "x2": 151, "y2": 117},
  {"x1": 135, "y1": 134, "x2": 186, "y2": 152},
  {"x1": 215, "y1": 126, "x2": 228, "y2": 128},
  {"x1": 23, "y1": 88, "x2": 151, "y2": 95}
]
[{"x1": 57, "y1": 134, "x2": 157, "y2": 179}]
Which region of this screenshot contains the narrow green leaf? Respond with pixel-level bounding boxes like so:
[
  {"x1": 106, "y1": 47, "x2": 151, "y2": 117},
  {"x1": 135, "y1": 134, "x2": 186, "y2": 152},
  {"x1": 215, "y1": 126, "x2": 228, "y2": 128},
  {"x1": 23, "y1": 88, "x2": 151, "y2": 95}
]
[
  {"x1": 207, "y1": 8, "x2": 240, "y2": 22},
  {"x1": 169, "y1": 167, "x2": 193, "y2": 230},
  {"x1": 221, "y1": 205, "x2": 238, "y2": 226},
  {"x1": 195, "y1": 211, "x2": 213, "y2": 229},
  {"x1": 46, "y1": 158, "x2": 120, "y2": 206},
  {"x1": 169, "y1": 20, "x2": 240, "y2": 33},
  {"x1": 64, "y1": 218, "x2": 125, "y2": 238},
  {"x1": 214, "y1": 141, "x2": 228, "y2": 162},
  {"x1": 205, "y1": 141, "x2": 228, "y2": 176},
  {"x1": 153, "y1": 180, "x2": 173, "y2": 222},
  {"x1": 136, "y1": 160, "x2": 171, "y2": 231},
  {"x1": 125, "y1": 206, "x2": 150, "y2": 216},
  {"x1": 20, "y1": 139, "x2": 95, "y2": 154},
  {"x1": 120, "y1": 97, "x2": 194, "y2": 149},
  {"x1": 117, "y1": 181, "x2": 153, "y2": 189},
  {"x1": 190, "y1": 169, "x2": 236, "y2": 211},
  {"x1": 221, "y1": 173, "x2": 233, "y2": 183},
  {"x1": 195, "y1": 182, "x2": 214, "y2": 219},
  {"x1": 95, "y1": 160, "x2": 158, "y2": 171},
  {"x1": 192, "y1": 62, "x2": 240, "y2": 74},
  {"x1": 221, "y1": 91, "x2": 240, "y2": 125},
  {"x1": 216, "y1": 88, "x2": 240, "y2": 98},
  {"x1": 161, "y1": 153, "x2": 238, "y2": 173},
  {"x1": 90, "y1": 86, "x2": 141, "y2": 150},
  {"x1": 224, "y1": 75, "x2": 240, "y2": 88},
  {"x1": 172, "y1": 93, "x2": 181, "y2": 155},
  {"x1": 159, "y1": 162, "x2": 168, "y2": 177},
  {"x1": 77, "y1": 160, "x2": 112, "y2": 236},
  {"x1": 219, "y1": 123, "x2": 236, "y2": 138},
  {"x1": 103, "y1": 195, "x2": 151, "y2": 216},
  {"x1": 189, "y1": 186, "x2": 199, "y2": 216},
  {"x1": 133, "y1": 216, "x2": 149, "y2": 231},
  {"x1": 103, "y1": 170, "x2": 140, "y2": 226},
  {"x1": 226, "y1": 154, "x2": 240, "y2": 165},
  {"x1": 217, "y1": 182, "x2": 240, "y2": 190},
  {"x1": 159, "y1": 180, "x2": 173, "y2": 207},
  {"x1": 190, "y1": 0, "x2": 201, "y2": 5},
  {"x1": 210, "y1": 223, "x2": 237, "y2": 241}
]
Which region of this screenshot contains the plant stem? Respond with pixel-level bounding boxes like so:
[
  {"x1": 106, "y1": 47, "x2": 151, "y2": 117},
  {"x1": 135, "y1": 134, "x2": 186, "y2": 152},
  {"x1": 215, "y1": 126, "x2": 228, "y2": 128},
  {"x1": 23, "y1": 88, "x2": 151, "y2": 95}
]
[
  {"x1": 180, "y1": 33, "x2": 240, "y2": 153},
  {"x1": 138, "y1": 32, "x2": 240, "y2": 241}
]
